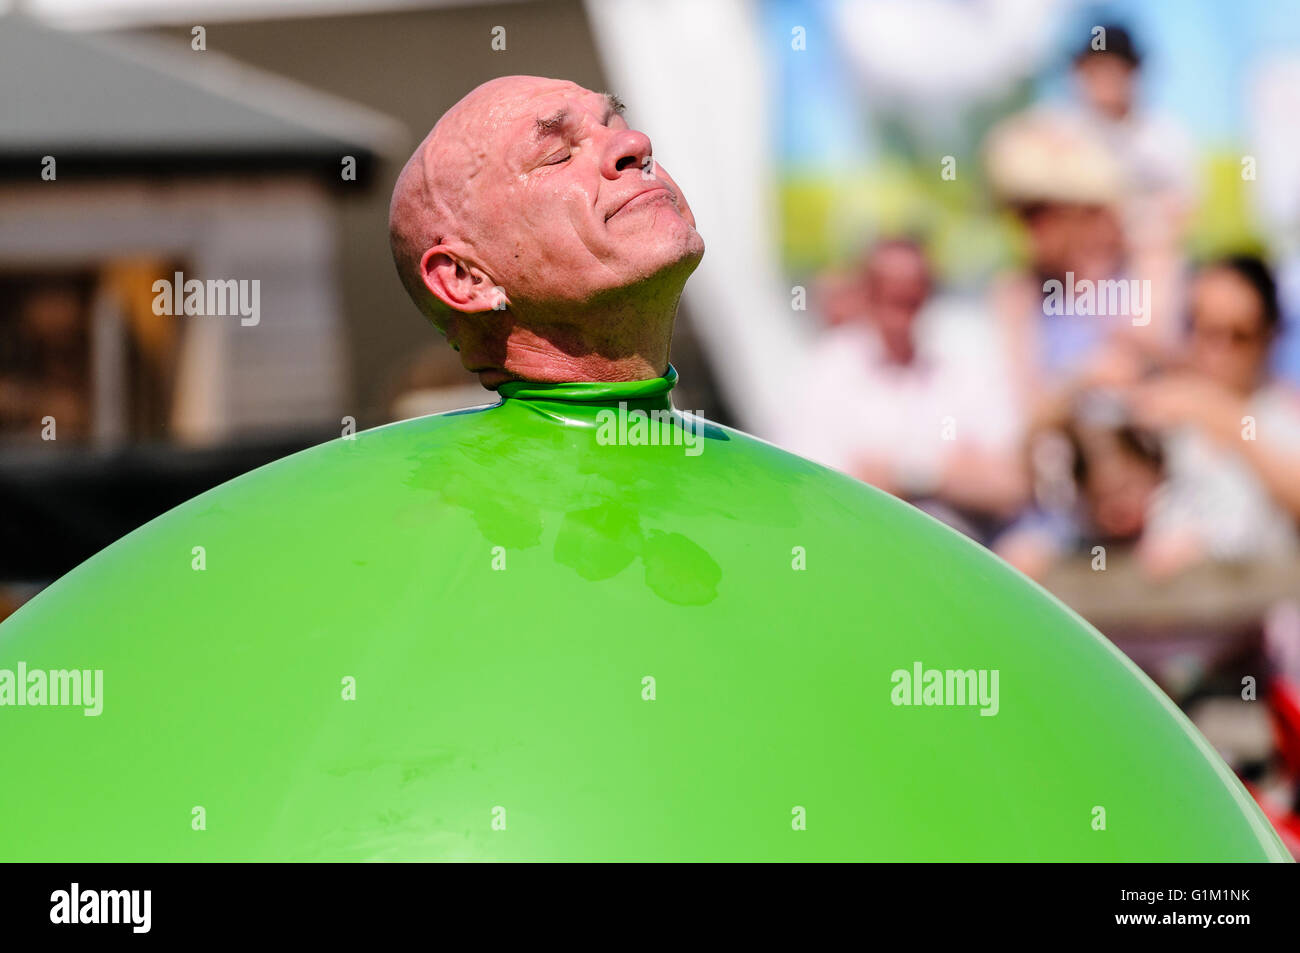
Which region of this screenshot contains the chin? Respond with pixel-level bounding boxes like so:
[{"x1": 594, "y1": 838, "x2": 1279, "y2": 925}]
[
  {"x1": 566, "y1": 231, "x2": 706, "y2": 305},
  {"x1": 478, "y1": 368, "x2": 511, "y2": 389},
  {"x1": 638, "y1": 225, "x2": 705, "y2": 276}
]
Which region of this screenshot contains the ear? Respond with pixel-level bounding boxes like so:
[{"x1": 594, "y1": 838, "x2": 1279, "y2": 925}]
[{"x1": 419, "y1": 245, "x2": 507, "y2": 314}]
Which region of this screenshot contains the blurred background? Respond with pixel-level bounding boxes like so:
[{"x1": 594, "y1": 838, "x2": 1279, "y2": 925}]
[{"x1": 2, "y1": 0, "x2": 1300, "y2": 852}]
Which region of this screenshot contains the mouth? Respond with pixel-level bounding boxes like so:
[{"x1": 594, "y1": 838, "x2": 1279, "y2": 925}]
[{"x1": 606, "y1": 186, "x2": 673, "y2": 222}]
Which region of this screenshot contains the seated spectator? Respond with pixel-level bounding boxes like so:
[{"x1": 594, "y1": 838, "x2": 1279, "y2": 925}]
[
  {"x1": 1128, "y1": 255, "x2": 1300, "y2": 577},
  {"x1": 1062, "y1": 23, "x2": 1196, "y2": 252},
  {"x1": 775, "y1": 238, "x2": 1027, "y2": 543},
  {"x1": 995, "y1": 395, "x2": 1165, "y2": 580},
  {"x1": 983, "y1": 111, "x2": 1168, "y2": 435}
]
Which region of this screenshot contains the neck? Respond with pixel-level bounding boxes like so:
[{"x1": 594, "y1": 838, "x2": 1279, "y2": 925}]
[
  {"x1": 881, "y1": 336, "x2": 915, "y2": 365},
  {"x1": 874, "y1": 324, "x2": 916, "y2": 365},
  {"x1": 457, "y1": 284, "x2": 682, "y2": 389},
  {"x1": 493, "y1": 321, "x2": 670, "y2": 386}
]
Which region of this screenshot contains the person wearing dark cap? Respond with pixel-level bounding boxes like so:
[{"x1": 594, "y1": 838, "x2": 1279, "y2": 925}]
[
  {"x1": 1049, "y1": 22, "x2": 1198, "y2": 401},
  {"x1": 1072, "y1": 22, "x2": 1144, "y2": 121},
  {"x1": 1067, "y1": 21, "x2": 1195, "y2": 249}
]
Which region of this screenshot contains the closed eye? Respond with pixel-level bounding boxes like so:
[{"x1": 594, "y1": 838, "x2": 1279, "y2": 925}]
[{"x1": 544, "y1": 151, "x2": 572, "y2": 166}]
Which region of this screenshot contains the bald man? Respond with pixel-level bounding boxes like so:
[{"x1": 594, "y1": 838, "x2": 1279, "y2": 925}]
[
  {"x1": 389, "y1": 75, "x2": 704, "y2": 388},
  {"x1": 0, "y1": 72, "x2": 1284, "y2": 864}
]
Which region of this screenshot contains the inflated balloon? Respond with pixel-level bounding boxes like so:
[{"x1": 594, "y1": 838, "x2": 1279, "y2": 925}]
[{"x1": 0, "y1": 369, "x2": 1287, "y2": 860}]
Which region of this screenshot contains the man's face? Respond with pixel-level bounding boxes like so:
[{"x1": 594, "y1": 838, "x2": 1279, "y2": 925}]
[
  {"x1": 1074, "y1": 56, "x2": 1136, "y2": 120},
  {"x1": 861, "y1": 245, "x2": 928, "y2": 336},
  {"x1": 1022, "y1": 202, "x2": 1123, "y2": 282},
  {"x1": 457, "y1": 80, "x2": 703, "y2": 308}
]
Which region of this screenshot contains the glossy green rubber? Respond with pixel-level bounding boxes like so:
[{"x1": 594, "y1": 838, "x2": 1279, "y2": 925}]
[{"x1": 0, "y1": 368, "x2": 1287, "y2": 860}]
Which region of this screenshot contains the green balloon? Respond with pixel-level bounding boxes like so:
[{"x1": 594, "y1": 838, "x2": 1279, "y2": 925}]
[{"x1": 0, "y1": 369, "x2": 1287, "y2": 860}]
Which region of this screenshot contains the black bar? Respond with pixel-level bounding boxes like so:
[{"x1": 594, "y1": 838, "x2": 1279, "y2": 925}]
[{"x1": 0, "y1": 862, "x2": 1294, "y2": 940}]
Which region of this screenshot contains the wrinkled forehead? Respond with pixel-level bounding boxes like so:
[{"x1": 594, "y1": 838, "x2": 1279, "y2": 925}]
[
  {"x1": 419, "y1": 80, "x2": 610, "y2": 223},
  {"x1": 455, "y1": 81, "x2": 594, "y2": 142},
  {"x1": 470, "y1": 83, "x2": 617, "y2": 164},
  {"x1": 503, "y1": 80, "x2": 596, "y2": 120}
]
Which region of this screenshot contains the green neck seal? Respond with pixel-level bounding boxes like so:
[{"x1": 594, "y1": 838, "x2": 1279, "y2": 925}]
[{"x1": 496, "y1": 365, "x2": 678, "y2": 420}]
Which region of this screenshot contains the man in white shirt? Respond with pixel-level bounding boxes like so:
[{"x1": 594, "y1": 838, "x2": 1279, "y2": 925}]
[{"x1": 775, "y1": 239, "x2": 1027, "y2": 540}]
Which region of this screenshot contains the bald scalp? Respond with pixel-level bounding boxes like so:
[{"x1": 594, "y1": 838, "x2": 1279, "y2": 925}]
[
  {"x1": 388, "y1": 75, "x2": 580, "y2": 330},
  {"x1": 388, "y1": 135, "x2": 454, "y2": 329}
]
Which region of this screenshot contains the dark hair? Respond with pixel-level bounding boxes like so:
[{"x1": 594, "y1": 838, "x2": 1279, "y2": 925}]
[
  {"x1": 1202, "y1": 253, "x2": 1281, "y2": 333},
  {"x1": 1073, "y1": 23, "x2": 1142, "y2": 69},
  {"x1": 1069, "y1": 423, "x2": 1164, "y2": 487},
  {"x1": 858, "y1": 235, "x2": 932, "y2": 282}
]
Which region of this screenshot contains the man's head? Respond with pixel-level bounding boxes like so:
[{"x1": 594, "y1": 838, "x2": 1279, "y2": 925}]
[
  {"x1": 389, "y1": 75, "x2": 704, "y2": 386},
  {"x1": 1018, "y1": 201, "x2": 1124, "y2": 284},
  {"x1": 1072, "y1": 23, "x2": 1142, "y2": 120},
  {"x1": 982, "y1": 112, "x2": 1126, "y2": 282},
  {"x1": 859, "y1": 239, "x2": 930, "y2": 338}
]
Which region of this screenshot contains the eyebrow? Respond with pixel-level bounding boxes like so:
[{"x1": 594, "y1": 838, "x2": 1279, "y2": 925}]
[{"x1": 532, "y1": 93, "x2": 625, "y2": 140}]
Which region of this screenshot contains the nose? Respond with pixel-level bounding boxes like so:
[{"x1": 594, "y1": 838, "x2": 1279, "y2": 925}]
[{"x1": 602, "y1": 128, "x2": 653, "y2": 179}]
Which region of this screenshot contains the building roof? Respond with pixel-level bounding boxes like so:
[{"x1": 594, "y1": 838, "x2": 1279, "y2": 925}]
[{"x1": 0, "y1": 13, "x2": 407, "y2": 179}]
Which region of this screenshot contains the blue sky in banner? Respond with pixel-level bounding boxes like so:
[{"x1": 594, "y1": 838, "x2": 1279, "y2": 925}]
[{"x1": 765, "y1": 0, "x2": 1300, "y2": 169}]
